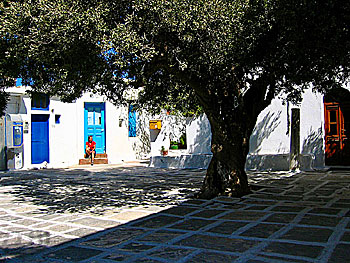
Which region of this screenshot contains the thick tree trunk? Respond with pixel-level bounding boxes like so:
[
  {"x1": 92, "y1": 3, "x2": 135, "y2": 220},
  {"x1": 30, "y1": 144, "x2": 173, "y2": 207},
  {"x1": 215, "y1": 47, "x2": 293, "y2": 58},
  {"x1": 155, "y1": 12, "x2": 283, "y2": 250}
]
[
  {"x1": 197, "y1": 117, "x2": 253, "y2": 199},
  {"x1": 186, "y1": 73, "x2": 274, "y2": 199}
]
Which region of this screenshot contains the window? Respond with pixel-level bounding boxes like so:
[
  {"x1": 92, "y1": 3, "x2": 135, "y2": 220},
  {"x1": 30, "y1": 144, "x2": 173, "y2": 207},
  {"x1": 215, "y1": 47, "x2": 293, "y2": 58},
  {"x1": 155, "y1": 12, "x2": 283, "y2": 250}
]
[
  {"x1": 31, "y1": 93, "x2": 49, "y2": 110},
  {"x1": 128, "y1": 105, "x2": 137, "y2": 137},
  {"x1": 55, "y1": 114, "x2": 61, "y2": 124},
  {"x1": 328, "y1": 110, "x2": 338, "y2": 135}
]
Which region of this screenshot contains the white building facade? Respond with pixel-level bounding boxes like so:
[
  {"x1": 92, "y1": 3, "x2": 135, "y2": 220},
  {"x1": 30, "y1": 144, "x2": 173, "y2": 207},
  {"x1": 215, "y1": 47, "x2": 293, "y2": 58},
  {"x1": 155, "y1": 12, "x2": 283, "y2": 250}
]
[
  {"x1": 150, "y1": 86, "x2": 350, "y2": 171},
  {"x1": 1, "y1": 86, "x2": 146, "y2": 170},
  {"x1": 2, "y1": 84, "x2": 350, "y2": 171}
]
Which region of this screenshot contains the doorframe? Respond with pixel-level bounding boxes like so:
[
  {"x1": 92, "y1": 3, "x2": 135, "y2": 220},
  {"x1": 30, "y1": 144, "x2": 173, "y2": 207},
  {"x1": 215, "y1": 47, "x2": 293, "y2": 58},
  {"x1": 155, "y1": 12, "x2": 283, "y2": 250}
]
[
  {"x1": 83, "y1": 102, "x2": 106, "y2": 154},
  {"x1": 324, "y1": 88, "x2": 350, "y2": 167},
  {"x1": 31, "y1": 114, "x2": 50, "y2": 164}
]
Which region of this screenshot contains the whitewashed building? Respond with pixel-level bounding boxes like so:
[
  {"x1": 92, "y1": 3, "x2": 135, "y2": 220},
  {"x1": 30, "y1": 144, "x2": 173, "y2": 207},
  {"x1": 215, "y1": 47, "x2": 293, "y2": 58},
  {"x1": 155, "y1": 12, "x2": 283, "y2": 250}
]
[
  {"x1": 150, "y1": 86, "x2": 350, "y2": 171},
  {"x1": 2, "y1": 83, "x2": 350, "y2": 171},
  {"x1": 0, "y1": 85, "x2": 147, "y2": 170}
]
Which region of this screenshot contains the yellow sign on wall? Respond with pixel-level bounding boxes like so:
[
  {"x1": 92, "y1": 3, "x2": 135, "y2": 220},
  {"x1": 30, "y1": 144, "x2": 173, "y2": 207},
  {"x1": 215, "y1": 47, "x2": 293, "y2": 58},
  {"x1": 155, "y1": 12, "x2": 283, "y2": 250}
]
[{"x1": 149, "y1": 120, "x2": 162, "y2": 130}]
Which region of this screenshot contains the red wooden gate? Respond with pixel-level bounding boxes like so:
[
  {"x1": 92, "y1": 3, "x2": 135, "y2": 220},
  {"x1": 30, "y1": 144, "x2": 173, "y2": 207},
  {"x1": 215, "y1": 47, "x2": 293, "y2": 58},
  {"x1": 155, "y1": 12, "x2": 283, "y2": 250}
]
[{"x1": 324, "y1": 102, "x2": 350, "y2": 165}]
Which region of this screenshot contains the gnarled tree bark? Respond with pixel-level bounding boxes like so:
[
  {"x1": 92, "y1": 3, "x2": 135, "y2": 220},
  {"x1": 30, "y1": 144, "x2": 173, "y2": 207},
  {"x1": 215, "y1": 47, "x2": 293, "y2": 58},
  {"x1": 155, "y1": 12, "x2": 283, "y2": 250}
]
[
  {"x1": 195, "y1": 78, "x2": 275, "y2": 199},
  {"x1": 196, "y1": 112, "x2": 254, "y2": 199}
]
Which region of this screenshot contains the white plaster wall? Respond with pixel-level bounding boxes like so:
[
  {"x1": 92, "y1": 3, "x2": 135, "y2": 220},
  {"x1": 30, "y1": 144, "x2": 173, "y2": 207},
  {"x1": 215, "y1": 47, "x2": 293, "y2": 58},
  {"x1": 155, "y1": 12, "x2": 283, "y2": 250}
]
[
  {"x1": 299, "y1": 89, "x2": 325, "y2": 168},
  {"x1": 105, "y1": 102, "x2": 136, "y2": 163},
  {"x1": 73, "y1": 93, "x2": 138, "y2": 164},
  {"x1": 21, "y1": 96, "x2": 32, "y2": 169},
  {"x1": 150, "y1": 128, "x2": 169, "y2": 156},
  {"x1": 186, "y1": 114, "x2": 212, "y2": 154},
  {"x1": 7, "y1": 84, "x2": 339, "y2": 170},
  {"x1": 149, "y1": 114, "x2": 187, "y2": 156},
  {"x1": 17, "y1": 94, "x2": 79, "y2": 168},
  {"x1": 248, "y1": 88, "x2": 326, "y2": 169},
  {"x1": 249, "y1": 97, "x2": 290, "y2": 155},
  {"x1": 48, "y1": 98, "x2": 78, "y2": 167},
  {"x1": 4, "y1": 87, "x2": 143, "y2": 169},
  {"x1": 150, "y1": 86, "x2": 350, "y2": 170},
  {"x1": 4, "y1": 87, "x2": 32, "y2": 169}
]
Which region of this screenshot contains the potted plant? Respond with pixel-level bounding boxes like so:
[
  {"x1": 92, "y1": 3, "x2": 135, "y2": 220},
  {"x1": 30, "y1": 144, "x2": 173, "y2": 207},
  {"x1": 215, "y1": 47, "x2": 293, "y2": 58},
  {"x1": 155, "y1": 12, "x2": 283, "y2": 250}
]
[
  {"x1": 161, "y1": 146, "x2": 168, "y2": 156},
  {"x1": 170, "y1": 141, "x2": 179, "y2": 150},
  {"x1": 178, "y1": 134, "x2": 187, "y2": 149}
]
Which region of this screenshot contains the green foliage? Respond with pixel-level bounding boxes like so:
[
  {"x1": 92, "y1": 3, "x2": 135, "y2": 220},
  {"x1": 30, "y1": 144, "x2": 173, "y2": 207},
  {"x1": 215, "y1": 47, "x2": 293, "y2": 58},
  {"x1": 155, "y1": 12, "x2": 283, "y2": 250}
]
[
  {"x1": 1, "y1": 0, "x2": 349, "y2": 119},
  {"x1": 0, "y1": 90, "x2": 9, "y2": 117},
  {"x1": 179, "y1": 134, "x2": 186, "y2": 147},
  {"x1": 1, "y1": 0, "x2": 134, "y2": 102},
  {"x1": 2, "y1": 0, "x2": 349, "y2": 196}
]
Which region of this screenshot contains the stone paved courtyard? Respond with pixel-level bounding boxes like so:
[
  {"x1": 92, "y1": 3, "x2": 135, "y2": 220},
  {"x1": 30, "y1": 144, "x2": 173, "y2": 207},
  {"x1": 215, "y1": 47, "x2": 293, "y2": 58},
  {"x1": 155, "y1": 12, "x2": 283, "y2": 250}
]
[{"x1": 0, "y1": 165, "x2": 350, "y2": 262}]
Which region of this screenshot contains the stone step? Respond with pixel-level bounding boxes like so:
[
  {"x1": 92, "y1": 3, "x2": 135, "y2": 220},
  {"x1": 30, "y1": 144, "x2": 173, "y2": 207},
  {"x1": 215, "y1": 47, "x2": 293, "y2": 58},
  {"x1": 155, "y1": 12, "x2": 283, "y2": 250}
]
[
  {"x1": 95, "y1": 153, "x2": 108, "y2": 158},
  {"x1": 82, "y1": 153, "x2": 108, "y2": 159},
  {"x1": 79, "y1": 158, "x2": 108, "y2": 165}
]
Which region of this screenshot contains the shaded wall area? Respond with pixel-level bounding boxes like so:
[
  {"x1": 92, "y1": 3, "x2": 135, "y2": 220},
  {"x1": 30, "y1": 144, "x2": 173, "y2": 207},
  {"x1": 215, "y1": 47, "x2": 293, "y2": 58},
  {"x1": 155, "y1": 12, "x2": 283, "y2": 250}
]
[
  {"x1": 247, "y1": 89, "x2": 325, "y2": 171},
  {"x1": 151, "y1": 88, "x2": 329, "y2": 171}
]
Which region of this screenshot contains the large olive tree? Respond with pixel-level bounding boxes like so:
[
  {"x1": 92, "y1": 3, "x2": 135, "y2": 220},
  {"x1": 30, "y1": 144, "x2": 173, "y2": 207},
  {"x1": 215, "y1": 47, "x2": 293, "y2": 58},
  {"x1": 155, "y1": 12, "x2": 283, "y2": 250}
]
[{"x1": 1, "y1": 0, "x2": 349, "y2": 198}]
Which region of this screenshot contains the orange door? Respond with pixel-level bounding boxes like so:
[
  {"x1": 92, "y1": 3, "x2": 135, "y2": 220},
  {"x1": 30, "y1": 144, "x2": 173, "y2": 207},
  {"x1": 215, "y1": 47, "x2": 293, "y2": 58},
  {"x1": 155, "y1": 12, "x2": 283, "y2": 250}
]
[{"x1": 325, "y1": 102, "x2": 350, "y2": 165}]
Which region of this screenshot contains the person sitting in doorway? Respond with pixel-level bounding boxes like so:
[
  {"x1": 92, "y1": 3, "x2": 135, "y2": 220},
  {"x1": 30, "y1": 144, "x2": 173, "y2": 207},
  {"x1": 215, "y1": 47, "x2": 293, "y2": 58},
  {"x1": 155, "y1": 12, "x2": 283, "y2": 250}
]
[{"x1": 85, "y1": 135, "x2": 96, "y2": 165}]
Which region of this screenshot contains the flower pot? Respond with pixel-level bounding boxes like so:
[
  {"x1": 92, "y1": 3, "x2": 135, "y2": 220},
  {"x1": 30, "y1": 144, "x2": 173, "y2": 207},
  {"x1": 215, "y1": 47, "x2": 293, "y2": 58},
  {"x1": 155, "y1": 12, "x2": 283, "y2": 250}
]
[{"x1": 170, "y1": 145, "x2": 178, "y2": 150}]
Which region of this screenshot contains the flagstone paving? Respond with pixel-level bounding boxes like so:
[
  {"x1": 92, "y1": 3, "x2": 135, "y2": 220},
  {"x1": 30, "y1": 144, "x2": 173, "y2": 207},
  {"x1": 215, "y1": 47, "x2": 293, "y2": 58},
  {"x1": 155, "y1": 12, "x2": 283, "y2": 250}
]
[{"x1": 0, "y1": 166, "x2": 349, "y2": 262}]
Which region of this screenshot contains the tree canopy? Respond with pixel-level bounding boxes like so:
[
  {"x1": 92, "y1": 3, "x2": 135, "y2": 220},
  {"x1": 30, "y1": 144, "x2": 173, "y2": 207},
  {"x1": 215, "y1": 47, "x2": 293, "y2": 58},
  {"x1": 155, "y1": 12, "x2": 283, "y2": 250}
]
[{"x1": 1, "y1": 0, "x2": 349, "y2": 197}]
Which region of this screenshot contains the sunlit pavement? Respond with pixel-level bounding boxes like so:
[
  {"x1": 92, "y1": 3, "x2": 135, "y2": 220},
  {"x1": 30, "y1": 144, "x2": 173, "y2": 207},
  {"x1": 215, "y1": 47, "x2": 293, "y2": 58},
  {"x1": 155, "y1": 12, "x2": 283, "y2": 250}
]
[{"x1": 0, "y1": 166, "x2": 349, "y2": 262}]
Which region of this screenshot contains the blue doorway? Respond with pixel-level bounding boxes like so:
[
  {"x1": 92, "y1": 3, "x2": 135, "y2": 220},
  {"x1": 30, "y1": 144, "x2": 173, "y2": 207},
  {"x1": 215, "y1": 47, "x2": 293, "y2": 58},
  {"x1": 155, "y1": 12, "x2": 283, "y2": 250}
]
[
  {"x1": 84, "y1": 103, "x2": 106, "y2": 154},
  {"x1": 31, "y1": 114, "x2": 50, "y2": 164}
]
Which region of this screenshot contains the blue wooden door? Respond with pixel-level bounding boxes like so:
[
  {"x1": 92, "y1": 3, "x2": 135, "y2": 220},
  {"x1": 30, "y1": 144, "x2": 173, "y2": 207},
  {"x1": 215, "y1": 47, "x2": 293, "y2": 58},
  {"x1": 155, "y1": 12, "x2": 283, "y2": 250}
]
[
  {"x1": 31, "y1": 114, "x2": 50, "y2": 164},
  {"x1": 84, "y1": 103, "x2": 105, "y2": 154},
  {"x1": 128, "y1": 105, "x2": 137, "y2": 137}
]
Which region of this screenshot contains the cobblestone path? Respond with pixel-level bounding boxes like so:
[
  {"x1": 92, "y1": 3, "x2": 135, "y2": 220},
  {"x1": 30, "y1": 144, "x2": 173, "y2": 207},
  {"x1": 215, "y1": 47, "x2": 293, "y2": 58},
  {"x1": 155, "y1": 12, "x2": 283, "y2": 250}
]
[{"x1": 0, "y1": 167, "x2": 349, "y2": 262}]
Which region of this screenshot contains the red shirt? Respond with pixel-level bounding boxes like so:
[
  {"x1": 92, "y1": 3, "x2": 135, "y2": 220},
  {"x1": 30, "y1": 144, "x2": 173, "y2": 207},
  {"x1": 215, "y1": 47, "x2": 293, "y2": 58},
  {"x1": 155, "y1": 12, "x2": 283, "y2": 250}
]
[{"x1": 86, "y1": 141, "x2": 96, "y2": 150}]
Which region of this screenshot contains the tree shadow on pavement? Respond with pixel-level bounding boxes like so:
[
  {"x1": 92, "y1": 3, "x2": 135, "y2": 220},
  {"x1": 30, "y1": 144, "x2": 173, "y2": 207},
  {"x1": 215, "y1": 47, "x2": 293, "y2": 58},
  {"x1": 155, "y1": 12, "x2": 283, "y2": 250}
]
[
  {"x1": 0, "y1": 167, "x2": 205, "y2": 214},
  {"x1": 1, "y1": 170, "x2": 350, "y2": 262}
]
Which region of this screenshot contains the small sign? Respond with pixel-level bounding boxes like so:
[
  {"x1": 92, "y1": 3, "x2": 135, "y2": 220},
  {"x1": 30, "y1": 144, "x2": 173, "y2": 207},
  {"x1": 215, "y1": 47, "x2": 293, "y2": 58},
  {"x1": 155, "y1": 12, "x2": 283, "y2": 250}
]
[
  {"x1": 149, "y1": 120, "x2": 162, "y2": 130},
  {"x1": 24, "y1": 122, "x2": 29, "y2": 133}
]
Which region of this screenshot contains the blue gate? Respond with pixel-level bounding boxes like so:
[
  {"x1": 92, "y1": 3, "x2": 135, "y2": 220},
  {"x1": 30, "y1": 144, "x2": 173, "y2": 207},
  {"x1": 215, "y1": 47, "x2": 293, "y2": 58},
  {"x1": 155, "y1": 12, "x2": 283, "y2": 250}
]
[
  {"x1": 31, "y1": 114, "x2": 50, "y2": 164},
  {"x1": 84, "y1": 103, "x2": 106, "y2": 154}
]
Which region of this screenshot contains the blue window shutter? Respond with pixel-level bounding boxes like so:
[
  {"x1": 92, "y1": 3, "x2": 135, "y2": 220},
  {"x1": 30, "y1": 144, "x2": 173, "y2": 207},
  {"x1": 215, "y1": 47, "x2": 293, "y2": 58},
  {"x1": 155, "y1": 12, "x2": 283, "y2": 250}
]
[{"x1": 128, "y1": 105, "x2": 137, "y2": 137}]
